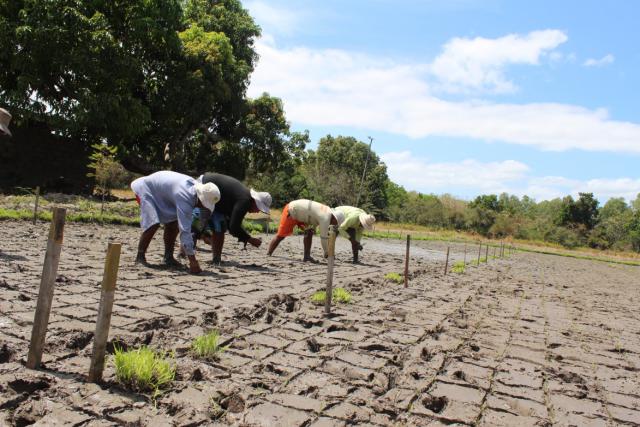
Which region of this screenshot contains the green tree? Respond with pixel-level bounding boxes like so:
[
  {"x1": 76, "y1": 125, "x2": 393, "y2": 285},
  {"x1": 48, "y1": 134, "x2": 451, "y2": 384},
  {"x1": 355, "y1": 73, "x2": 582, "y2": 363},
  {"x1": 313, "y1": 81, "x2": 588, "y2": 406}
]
[
  {"x1": 302, "y1": 135, "x2": 388, "y2": 215},
  {"x1": 0, "y1": 0, "x2": 268, "y2": 175}
]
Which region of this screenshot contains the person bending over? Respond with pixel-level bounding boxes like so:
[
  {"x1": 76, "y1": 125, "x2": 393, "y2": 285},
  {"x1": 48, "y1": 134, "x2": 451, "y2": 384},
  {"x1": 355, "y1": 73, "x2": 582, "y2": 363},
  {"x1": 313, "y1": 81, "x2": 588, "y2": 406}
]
[
  {"x1": 198, "y1": 173, "x2": 271, "y2": 265},
  {"x1": 334, "y1": 206, "x2": 376, "y2": 263},
  {"x1": 131, "y1": 171, "x2": 219, "y2": 274},
  {"x1": 267, "y1": 199, "x2": 345, "y2": 262}
]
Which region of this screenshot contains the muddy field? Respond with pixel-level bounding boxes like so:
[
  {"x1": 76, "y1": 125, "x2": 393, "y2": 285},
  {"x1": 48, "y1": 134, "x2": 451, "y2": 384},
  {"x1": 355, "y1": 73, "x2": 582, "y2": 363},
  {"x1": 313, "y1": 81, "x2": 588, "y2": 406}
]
[{"x1": 1, "y1": 220, "x2": 639, "y2": 426}]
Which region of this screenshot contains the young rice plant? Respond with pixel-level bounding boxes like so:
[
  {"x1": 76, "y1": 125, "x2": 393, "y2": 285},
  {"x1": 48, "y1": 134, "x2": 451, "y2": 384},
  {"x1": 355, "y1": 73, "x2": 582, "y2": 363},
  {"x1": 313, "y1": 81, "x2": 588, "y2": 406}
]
[
  {"x1": 191, "y1": 330, "x2": 227, "y2": 359},
  {"x1": 384, "y1": 272, "x2": 404, "y2": 284},
  {"x1": 311, "y1": 287, "x2": 352, "y2": 305},
  {"x1": 113, "y1": 345, "x2": 175, "y2": 400},
  {"x1": 451, "y1": 261, "x2": 465, "y2": 274}
]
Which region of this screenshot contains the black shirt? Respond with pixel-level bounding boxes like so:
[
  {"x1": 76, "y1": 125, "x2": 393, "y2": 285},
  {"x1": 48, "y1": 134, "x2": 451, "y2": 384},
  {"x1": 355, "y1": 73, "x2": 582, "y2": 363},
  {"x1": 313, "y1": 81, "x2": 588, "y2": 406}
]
[{"x1": 201, "y1": 173, "x2": 252, "y2": 243}]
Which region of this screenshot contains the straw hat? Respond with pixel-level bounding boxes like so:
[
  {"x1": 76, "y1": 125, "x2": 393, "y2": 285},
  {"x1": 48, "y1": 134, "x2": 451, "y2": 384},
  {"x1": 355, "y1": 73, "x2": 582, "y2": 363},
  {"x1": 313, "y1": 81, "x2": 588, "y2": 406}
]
[{"x1": 0, "y1": 108, "x2": 12, "y2": 137}]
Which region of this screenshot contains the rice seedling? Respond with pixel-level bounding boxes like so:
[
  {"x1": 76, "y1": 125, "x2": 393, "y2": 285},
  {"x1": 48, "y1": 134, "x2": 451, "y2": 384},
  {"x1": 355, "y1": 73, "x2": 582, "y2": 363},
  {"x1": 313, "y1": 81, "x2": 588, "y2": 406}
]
[
  {"x1": 451, "y1": 261, "x2": 465, "y2": 274},
  {"x1": 191, "y1": 330, "x2": 227, "y2": 359},
  {"x1": 384, "y1": 272, "x2": 403, "y2": 284},
  {"x1": 310, "y1": 288, "x2": 352, "y2": 305},
  {"x1": 113, "y1": 345, "x2": 175, "y2": 400}
]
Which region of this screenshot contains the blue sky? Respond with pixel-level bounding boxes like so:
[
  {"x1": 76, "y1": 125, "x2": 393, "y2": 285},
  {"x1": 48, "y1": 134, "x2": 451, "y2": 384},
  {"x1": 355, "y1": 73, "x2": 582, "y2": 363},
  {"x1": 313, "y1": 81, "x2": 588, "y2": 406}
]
[{"x1": 245, "y1": 0, "x2": 640, "y2": 202}]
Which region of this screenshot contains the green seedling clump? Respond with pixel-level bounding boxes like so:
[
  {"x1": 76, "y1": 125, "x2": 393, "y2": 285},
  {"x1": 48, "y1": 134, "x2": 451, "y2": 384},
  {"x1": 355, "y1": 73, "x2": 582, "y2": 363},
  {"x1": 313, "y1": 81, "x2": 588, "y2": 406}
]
[
  {"x1": 192, "y1": 330, "x2": 227, "y2": 359},
  {"x1": 113, "y1": 346, "x2": 175, "y2": 399},
  {"x1": 311, "y1": 287, "x2": 352, "y2": 305},
  {"x1": 384, "y1": 272, "x2": 403, "y2": 284},
  {"x1": 451, "y1": 261, "x2": 465, "y2": 274}
]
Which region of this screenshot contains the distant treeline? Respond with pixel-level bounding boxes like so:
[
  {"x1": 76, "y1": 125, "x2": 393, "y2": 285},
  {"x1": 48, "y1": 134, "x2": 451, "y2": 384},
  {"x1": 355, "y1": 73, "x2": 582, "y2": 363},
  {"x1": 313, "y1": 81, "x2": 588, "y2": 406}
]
[{"x1": 246, "y1": 135, "x2": 640, "y2": 253}]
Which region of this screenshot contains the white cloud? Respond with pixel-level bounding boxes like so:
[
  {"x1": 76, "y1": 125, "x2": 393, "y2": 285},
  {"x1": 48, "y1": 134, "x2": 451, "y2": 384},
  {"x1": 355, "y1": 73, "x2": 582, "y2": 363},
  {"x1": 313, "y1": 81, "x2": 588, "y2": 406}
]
[
  {"x1": 583, "y1": 54, "x2": 615, "y2": 67},
  {"x1": 380, "y1": 154, "x2": 640, "y2": 202},
  {"x1": 244, "y1": 1, "x2": 301, "y2": 35},
  {"x1": 248, "y1": 36, "x2": 640, "y2": 154},
  {"x1": 381, "y1": 151, "x2": 529, "y2": 193},
  {"x1": 429, "y1": 30, "x2": 568, "y2": 93}
]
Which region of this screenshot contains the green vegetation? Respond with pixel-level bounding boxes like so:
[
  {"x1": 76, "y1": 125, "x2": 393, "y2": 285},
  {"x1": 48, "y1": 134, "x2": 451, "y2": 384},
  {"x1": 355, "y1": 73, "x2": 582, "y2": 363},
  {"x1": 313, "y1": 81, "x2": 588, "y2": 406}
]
[
  {"x1": 311, "y1": 288, "x2": 352, "y2": 305},
  {"x1": 451, "y1": 261, "x2": 465, "y2": 274},
  {"x1": 191, "y1": 330, "x2": 227, "y2": 359},
  {"x1": 384, "y1": 272, "x2": 404, "y2": 284},
  {"x1": 113, "y1": 346, "x2": 175, "y2": 400}
]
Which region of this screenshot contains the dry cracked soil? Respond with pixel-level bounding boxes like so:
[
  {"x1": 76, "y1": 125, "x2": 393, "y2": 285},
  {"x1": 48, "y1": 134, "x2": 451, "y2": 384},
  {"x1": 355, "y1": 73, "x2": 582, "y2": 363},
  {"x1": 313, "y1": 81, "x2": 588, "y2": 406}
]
[{"x1": 1, "y1": 220, "x2": 639, "y2": 426}]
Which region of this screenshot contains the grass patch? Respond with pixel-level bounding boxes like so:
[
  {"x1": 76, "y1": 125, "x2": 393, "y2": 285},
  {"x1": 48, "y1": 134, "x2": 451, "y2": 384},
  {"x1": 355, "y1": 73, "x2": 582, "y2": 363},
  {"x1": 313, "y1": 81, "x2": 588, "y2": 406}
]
[
  {"x1": 113, "y1": 345, "x2": 175, "y2": 400},
  {"x1": 191, "y1": 330, "x2": 227, "y2": 359},
  {"x1": 384, "y1": 272, "x2": 404, "y2": 284},
  {"x1": 451, "y1": 261, "x2": 465, "y2": 274},
  {"x1": 311, "y1": 287, "x2": 352, "y2": 305}
]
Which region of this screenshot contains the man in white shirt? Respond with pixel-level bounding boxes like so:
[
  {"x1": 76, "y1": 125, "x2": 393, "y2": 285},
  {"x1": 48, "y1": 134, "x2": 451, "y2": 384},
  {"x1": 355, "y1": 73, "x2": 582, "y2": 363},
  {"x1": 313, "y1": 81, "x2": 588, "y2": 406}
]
[
  {"x1": 267, "y1": 199, "x2": 345, "y2": 262},
  {"x1": 131, "y1": 171, "x2": 219, "y2": 274}
]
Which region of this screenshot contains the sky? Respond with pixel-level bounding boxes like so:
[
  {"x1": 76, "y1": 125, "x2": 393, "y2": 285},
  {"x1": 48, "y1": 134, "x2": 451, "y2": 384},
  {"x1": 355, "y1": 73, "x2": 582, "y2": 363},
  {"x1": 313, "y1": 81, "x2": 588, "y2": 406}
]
[{"x1": 244, "y1": 0, "x2": 640, "y2": 203}]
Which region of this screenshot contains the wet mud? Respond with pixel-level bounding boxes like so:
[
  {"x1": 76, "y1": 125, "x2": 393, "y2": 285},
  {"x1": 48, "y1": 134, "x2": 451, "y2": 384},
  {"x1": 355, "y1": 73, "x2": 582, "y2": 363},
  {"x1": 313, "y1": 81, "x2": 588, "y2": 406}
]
[{"x1": 1, "y1": 221, "x2": 639, "y2": 426}]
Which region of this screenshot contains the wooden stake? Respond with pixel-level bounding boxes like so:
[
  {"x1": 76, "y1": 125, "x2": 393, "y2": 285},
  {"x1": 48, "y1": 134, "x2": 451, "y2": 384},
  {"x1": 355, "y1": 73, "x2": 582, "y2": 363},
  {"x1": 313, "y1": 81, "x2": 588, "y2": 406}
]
[
  {"x1": 493, "y1": 245, "x2": 497, "y2": 258},
  {"x1": 485, "y1": 244, "x2": 489, "y2": 263},
  {"x1": 463, "y1": 243, "x2": 467, "y2": 265},
  {"x1": 88, "y1": 242, "x2": 122, "y2": 382},
  {"x1": 477, "y1": 243, "x2": 482, "y2": 266},
  {"x1": 444, "y1": 246, "x2": 450, "y2": 275},
  {"x1": 501, "y1": 241, "x2": 505, "y2": 258},
  {"x1": 27, "y1": 208, "x2": 66, "y2": 369},
  {"x1": 324, "y1": 225, "x2": 337, "y2": 315},
  {"x1": 33, "y1": 186, "x2": 40, "y2": 225},
  {"x1": 404, "y1": 234, "x2": 410, "y2": 288}
]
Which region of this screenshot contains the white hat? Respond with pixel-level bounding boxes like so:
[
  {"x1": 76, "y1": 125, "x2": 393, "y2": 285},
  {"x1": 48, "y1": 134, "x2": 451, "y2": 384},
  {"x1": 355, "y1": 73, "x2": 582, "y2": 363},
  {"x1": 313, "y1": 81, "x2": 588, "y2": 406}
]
[
  {"x1": 195, "y1": 182, "x2": 220, "y2": 211},
  {"x1": 0, "y1": 108, "x2": 12, "y2": 137},
  {"x1": 250, "y1": 189, "x2": 272, "y2": 214},
  {"x1": 331, "y1": 209, "x2": 345, "y2": 226},
  {"x1": 359, "y1": 213, "x2": 375, "y2": 229}
]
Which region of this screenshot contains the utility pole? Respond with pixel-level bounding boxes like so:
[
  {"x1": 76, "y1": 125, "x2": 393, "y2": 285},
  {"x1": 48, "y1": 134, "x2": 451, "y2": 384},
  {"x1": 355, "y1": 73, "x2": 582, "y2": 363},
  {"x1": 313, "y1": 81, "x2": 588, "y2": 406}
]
[{"x1": 355, "y1": 136, "x2": 373, "y2": 207}]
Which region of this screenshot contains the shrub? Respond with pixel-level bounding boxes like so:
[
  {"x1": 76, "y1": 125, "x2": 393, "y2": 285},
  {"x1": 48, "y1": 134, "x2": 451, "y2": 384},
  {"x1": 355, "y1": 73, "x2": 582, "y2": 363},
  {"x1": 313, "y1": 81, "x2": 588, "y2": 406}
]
[
  {"x1": 113, "y1": 346, "x2": 175, "y2": 399},
  {"x1": 191, "y1": 330, "x2": 227, "y2": 359}
]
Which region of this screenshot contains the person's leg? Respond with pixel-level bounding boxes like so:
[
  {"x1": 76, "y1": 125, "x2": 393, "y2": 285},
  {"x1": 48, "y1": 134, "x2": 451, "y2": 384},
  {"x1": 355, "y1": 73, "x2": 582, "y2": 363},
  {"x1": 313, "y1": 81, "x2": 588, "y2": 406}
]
[
  {"x1": 346, "y1": 228, "x2": 360, "y2": 263},
  {"x1": 136, "y1": 224, "x2": 160, "y2": 264},
  {"x1": 163, "y1": 221, "x2": 181, "y2": 266},
  {"x1": 211, "y1": 232, "x2": 225, "y2": 265},
  {"x1": 303, "y1": 229, "x2": 316, "y2": 262}
]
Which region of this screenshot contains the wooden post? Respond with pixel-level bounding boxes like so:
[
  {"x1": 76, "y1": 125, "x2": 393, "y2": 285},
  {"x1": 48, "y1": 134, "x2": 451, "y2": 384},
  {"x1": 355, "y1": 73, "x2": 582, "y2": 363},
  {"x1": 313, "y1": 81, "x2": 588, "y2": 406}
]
[
  {"x1": 27, "y1": 208, "x2": 66, "y2": 369},
  {"x1": 501, "y1": 241, "x2": 504, "y2": 258},
  {"x1": 493, "y1": 245, "x2": 497, "y2": 258},
  {"x1": 324, "y1": 226, "x2": 337, "y2": 315},
  {"x1": 403, "y1": 235, "x2": 410, "y2": 288},
  {"x1": 444, "y1": 246, "x2": 450, "y2": 275},
  {"x1": 89, "y1": 242, "x2": 121, "y2": 382},
  {"x1": 485, "y1": 244, "x2": 489, "y2": 263},
  {"x1": 477, "y1": 243, "x2": 482, "y2": 265},
  {"x1": 33, "y1": 186, "x2": 40, "y2": 225},
  {"x1": 463, "y1": 243, "x2": 467, "y2": 265}
]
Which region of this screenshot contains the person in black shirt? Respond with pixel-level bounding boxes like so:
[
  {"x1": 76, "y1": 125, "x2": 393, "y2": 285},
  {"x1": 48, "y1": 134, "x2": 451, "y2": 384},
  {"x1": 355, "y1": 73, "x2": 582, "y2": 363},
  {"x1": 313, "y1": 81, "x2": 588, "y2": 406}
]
[{"x1": 199, "y1": 173, "x2": 271, "y2": 264}]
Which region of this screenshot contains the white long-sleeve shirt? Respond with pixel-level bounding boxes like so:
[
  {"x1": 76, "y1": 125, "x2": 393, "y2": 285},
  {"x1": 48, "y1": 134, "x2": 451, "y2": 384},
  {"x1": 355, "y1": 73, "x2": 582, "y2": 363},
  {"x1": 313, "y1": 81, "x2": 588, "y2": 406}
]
[
  {"x1": 131, "y1": 171, "x2": 198, "y2": 256},
  {"x1": 288, "y1": 199, "x2": 334, "y2": 257}
]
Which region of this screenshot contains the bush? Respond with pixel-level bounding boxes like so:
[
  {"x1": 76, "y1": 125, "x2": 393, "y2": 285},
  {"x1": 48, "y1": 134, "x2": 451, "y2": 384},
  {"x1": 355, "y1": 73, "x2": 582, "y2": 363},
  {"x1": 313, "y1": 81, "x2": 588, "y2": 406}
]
[{"x1": 451, "y1": 261, "x2": 465, "y2": 274}]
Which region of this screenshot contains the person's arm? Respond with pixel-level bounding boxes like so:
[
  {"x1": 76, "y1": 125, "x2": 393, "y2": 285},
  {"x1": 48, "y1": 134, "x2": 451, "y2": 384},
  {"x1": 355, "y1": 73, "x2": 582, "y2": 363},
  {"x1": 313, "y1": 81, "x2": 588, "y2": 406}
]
[{"x1": 228, "y1": 199, "x2": 252, "y2": 243}]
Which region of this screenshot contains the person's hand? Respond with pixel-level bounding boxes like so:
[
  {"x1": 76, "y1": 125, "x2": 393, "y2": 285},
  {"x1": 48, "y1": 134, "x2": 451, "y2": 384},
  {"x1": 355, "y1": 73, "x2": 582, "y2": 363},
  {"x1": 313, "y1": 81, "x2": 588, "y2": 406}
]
[
  {"x1": 248, "y1": 237, "x2": 262, "y2": 248},
  {"x1": 188, "y1": 257, "x2": 202, "y2": 274},
  {"x1": 358, "y1": 244, "x2": 363, "y2": 251}
]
